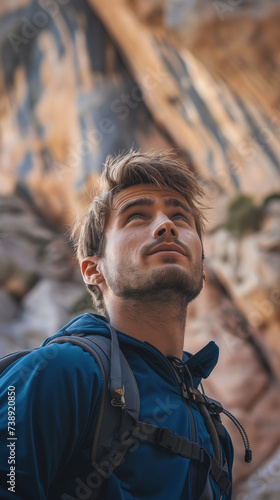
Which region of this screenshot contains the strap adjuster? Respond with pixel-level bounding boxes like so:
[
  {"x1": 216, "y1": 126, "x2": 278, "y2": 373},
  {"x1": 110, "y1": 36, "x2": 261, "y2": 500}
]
[
  {"x1": 111, "y1": 386, "x2": 125, "y2": 408},
  {"x1": 199, "y1": 446, "x2": 206, "y2": 465},
  {"x1": 204, "y1": 396, "x2": 223, "y2": 414},
  {"x1": 157, "y1": 427, "x2": 182, "y2": 454}
]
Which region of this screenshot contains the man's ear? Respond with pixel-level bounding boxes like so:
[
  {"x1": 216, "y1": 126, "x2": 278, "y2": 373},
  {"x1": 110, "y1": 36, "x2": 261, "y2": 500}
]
[{"x1": 81, "y1": 257, "x2": 104, "y2": 285}]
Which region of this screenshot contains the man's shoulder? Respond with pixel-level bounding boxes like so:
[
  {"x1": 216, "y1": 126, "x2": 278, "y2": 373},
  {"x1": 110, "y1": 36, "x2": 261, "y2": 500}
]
[
  {"x1": 25, "y1": 340, "x2": 104, "y2": 374},
  {"x1": 2, "y1": 326, "x2": 105, "y2": 391},
  {"x1": 28, "y1": 312, "x2": 110, "y2": 378}
]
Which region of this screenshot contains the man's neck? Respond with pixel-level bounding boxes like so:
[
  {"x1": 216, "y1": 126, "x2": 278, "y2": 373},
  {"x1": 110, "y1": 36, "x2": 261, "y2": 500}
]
[{"x1": 105, "y1": 296, "x2": 187, "y2": 358}]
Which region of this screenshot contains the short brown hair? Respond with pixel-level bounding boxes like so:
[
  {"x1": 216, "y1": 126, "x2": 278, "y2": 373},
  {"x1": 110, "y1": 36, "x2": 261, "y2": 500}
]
[{"x1": 72, "y1": 150, "x2": 206, "y2": 314}]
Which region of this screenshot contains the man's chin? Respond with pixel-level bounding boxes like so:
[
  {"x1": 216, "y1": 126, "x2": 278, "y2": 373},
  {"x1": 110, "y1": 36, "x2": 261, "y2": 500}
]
[
  {"x1": 136, "y1": 264, "x2": 203, "y2": 303},
  {"x1": 104, "y1": 261, "x2": 203, "y2": 304}
]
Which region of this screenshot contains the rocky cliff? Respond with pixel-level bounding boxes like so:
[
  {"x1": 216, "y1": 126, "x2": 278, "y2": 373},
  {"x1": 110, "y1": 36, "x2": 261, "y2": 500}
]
[{"x1": 0, "y1": 1, "x2": 280, "y2": 497}]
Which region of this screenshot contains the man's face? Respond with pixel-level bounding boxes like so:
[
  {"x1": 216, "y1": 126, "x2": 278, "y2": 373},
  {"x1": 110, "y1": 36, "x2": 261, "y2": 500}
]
[{"x1": 98, "y1": 184, "x2": 204, "y2": 305}]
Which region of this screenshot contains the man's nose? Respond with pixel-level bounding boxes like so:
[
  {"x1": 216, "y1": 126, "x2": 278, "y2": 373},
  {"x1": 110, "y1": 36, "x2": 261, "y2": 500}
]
[{"x1": 153, "y1": 217, "x2": 179, "y2": 239}]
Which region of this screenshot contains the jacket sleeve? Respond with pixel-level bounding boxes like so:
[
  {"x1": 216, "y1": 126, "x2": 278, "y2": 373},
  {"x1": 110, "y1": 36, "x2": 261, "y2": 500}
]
[{"x1": 0, "y1": 342, "x2": 103, "y2": 500}]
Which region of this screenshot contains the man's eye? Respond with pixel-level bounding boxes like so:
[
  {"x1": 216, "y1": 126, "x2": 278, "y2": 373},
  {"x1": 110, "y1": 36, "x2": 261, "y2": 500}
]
[
  {"x1": 127, "y1": 214, "x2": 145, "y2": 222},
  {"x1": 173, "y1": 213, "x2": 190, "y2": 223}
]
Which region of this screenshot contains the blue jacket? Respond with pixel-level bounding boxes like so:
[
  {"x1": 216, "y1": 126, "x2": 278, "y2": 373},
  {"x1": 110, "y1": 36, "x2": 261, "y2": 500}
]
[{"x1": 0, "y1": 313, "x2": 233, "y2": 499}]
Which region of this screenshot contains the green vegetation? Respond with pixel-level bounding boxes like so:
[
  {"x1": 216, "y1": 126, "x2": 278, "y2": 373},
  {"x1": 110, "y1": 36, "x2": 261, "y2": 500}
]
[
  {"x1": 262, "y1": 192, "x2": 280, "y2": 207},
  {"x1": 225, "y1": 195, "x2": 264, "y2": 238}
]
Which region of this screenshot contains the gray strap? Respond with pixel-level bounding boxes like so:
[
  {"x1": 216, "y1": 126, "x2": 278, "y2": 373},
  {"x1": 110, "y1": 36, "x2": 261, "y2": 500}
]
[
  {"x1": 132, "y1": 422, "x2": 231, "y2": 496},
  {"x1": 106, "y1": 323, "x2": 125, "y2": 407}
]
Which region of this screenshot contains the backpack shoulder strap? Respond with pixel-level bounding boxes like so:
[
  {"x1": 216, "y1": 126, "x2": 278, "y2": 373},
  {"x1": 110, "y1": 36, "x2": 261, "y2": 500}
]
[
  {"x1": 46, "y1": 332, "x2": 140, "y2": 492},
  {"x1": 0, "y1": 328, "x2": 139, "y2": 499}
]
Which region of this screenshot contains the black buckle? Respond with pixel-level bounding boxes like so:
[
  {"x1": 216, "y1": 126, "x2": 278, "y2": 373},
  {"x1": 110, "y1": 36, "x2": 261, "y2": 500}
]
[
  {"x1": 192, "y1": 445, "x2": 209, "y2": 466},
  {"x1": 157, "y1": 428, "x2": 182, "y2": 454},
  {"x1": 199, "y1": 446, "x2": 206, "y2": 465},
  {"x1": 180, "y1": 382, "x2": 189, "y2": 400},
  {"x1": 204, "y1": 396, "x2": 223, "y2": 414},
  {"x1": 157, "y1": 427, "x2": 173, "y2": 449}
]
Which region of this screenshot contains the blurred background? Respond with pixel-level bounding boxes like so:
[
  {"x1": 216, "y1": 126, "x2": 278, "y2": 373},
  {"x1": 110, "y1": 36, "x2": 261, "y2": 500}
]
[{"x1": 0, "y1": 0, "x2": 280, "y2": 497}]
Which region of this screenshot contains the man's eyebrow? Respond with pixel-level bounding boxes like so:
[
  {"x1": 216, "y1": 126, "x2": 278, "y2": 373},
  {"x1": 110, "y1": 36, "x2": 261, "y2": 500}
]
[
  {"x1": 164, "y1": 198, "x2": 193, "y2": 215},
  {"x1": 116, "y1": 198, "x2": 154, "y2": 217}
]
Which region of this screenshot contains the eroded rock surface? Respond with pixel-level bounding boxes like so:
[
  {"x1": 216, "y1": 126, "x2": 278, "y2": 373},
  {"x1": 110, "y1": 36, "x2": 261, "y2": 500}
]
[{"x1": 0, "y1": 1, "x2": 280, "y2": 496}]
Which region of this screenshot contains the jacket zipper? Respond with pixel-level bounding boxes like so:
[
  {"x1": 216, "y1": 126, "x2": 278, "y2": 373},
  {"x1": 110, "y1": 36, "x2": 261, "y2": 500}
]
[
  {"x1": 186, "y1": 389, "x2": 198, "y2": 499},
  {"x1": 166, "y1": 362, "x2": 198, "y2": 499},
  {"x1": 137, "y1": 346, "x2": 198, "y2": 496}
]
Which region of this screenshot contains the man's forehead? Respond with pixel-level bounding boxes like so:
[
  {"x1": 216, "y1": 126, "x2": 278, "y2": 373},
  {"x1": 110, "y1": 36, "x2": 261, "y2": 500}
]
[{"x1": 112, "y1": 184, "x2": 189, "y2": 211}]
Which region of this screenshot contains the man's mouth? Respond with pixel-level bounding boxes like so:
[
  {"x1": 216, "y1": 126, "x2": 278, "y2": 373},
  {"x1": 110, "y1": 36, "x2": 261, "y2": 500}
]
[{"x1": 149, "y1": 243, "x2": 186, "y2": 256}]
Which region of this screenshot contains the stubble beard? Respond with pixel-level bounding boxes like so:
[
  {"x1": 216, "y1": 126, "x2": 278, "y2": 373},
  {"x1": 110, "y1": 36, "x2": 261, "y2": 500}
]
[{"x1": 103, "y1": 259, "x2": 204, "y2": 309}]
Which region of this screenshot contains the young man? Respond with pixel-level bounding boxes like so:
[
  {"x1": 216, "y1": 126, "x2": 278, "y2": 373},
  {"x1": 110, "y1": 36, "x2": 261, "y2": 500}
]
[{"x1": 0, "y1": 150, "x2": 233, "y2": 499}]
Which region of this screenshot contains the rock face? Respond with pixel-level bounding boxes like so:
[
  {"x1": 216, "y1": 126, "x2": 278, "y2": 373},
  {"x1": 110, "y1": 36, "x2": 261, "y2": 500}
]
[
  {"x1": 208, "y1": 197, "x2": 280, "y2": 376},
  {"x1": 186, "y1": 269, "x2": 280, "y2": 484},
  {"x1": 0, "y1": 194, "x2": 92, "y2": 355},
  {"x1": 0, "y1": 0, "x2": 280, "y2": 497}
]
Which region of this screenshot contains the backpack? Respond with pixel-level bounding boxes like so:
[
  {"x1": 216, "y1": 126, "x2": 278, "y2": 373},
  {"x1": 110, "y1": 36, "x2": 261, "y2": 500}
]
[{"x1": 0, "y1": 315, "x2": 251, "y2": 499}]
